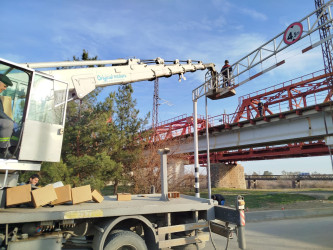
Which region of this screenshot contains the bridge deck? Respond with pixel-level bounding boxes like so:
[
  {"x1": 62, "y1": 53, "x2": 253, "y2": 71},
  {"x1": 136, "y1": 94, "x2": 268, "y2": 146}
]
[{"x1": 173, "y1": 103, "x2": 333, "y2": 154}]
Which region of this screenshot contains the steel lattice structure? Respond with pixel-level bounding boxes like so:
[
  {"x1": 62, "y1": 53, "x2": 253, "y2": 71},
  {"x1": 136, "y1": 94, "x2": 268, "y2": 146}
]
[
  {"x1": 315, "y1": 0, "x2": 333, "y2": 77},
  {"x1": 152, "y1": 78, "x2": 159, "y2": 131}
]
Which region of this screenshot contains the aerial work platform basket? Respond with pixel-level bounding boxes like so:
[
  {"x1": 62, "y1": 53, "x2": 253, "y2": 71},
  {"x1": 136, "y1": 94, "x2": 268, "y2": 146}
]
[{"x1": 206, "y1": 86, "x2": 236, "y2": 100}]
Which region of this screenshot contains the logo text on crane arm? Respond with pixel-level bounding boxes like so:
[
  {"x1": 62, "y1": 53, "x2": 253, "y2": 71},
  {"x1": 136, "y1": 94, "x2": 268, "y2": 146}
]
[{"x1": 97, "y1": 74, "x2": 127, "y2": 83}]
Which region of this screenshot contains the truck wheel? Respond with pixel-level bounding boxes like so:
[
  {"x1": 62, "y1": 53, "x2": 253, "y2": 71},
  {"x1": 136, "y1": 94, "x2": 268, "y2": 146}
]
[{"x1": 104, "y1": 230, "x2": 148, "y2": 250}]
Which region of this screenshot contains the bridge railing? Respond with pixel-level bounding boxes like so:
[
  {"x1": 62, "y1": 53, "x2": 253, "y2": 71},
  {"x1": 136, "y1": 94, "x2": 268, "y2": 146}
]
[{"x1": 238, "y1": 69, "x2": 326, "y2": 104}]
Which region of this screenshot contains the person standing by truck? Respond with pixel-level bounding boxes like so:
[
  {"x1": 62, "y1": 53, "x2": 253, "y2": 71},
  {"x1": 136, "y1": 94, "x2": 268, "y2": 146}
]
[
  {"x1": 25, "y1": 174, "x2": 40, "y2": 189},
  {"x1": 211, "y1": 194, "x2": 226, "y2": 205}
]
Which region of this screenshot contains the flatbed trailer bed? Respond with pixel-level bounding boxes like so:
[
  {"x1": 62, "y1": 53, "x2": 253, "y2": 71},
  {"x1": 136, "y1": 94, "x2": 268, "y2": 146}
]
[
  {"x1": 0, "y1": 194, "x2": 215, "y2": 224},
  {"x1": 0, "y1": 193, "x2": 247, "y2": 250}
]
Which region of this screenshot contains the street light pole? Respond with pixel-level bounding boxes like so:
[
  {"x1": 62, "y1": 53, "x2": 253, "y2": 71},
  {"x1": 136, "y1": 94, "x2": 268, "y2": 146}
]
[
  {"x1": 205, "y1": 96, "x2": 212, "y2": 199},
  {"x1": 193, "y1": 99, "x2": 200, "y2": 198}
]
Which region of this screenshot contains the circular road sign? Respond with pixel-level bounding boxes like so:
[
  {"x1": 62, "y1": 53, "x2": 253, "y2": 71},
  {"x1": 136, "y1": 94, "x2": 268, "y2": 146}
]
[{"x1": 283, "y1": 22, "x2": 303, "y2": 45}]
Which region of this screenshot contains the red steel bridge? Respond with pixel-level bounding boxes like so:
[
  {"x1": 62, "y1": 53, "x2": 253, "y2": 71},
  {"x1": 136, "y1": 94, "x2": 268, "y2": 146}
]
[{"x1": 150, "y1": 69, "x2": 333, "y2": 164}]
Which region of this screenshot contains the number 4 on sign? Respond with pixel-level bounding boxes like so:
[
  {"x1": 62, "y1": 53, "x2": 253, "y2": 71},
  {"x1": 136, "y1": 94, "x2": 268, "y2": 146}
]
[{"x1": 283, "y1": 22, "x2": 303, "y2": 45}]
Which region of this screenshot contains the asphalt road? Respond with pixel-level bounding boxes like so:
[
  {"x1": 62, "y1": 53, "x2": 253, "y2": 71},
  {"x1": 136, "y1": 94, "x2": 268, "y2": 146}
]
[{"x1": 204, "y1": 216, "x2": 333, "y2": 250}]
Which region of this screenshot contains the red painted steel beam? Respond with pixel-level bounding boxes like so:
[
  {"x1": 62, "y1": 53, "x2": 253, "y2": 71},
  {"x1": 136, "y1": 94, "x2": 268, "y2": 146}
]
[
  {"x1": 188, "y1": 141, "x2": 332, "y2": 164},
  {"x1": 232, "y1": 71, "x2": 331, "y2": 123}
]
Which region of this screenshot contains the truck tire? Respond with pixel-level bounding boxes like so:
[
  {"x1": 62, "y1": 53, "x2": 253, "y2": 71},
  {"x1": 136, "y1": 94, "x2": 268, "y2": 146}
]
[{"x1": 104, "y1": 230, "x2": 148, "y2": 250}]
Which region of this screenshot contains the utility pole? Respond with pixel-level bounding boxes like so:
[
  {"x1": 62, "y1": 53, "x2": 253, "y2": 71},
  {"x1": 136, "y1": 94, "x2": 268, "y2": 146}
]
[{"x1": 152, "y1": 78, "x2": 159, "y2": 137}]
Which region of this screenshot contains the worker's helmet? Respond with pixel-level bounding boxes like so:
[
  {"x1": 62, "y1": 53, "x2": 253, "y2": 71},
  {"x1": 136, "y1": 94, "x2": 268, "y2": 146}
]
[
  {"x1": 225, "y1": 60, "x2": 229, "y2": 64},
  {"x1": 0, "y1": 74, "x2": 13, "y2": 86}
]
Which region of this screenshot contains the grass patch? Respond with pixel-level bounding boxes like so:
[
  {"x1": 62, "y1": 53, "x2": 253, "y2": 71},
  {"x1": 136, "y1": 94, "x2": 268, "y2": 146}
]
[
  {"x1": 234, "y1": 193, "x2": 315, "y2": 208},
  {"x1": 183, "y1": 188, "x2": 317, "y2": 209},
  {"x1": 328, "y1": 195, "x2": 333, "y2": 201}
]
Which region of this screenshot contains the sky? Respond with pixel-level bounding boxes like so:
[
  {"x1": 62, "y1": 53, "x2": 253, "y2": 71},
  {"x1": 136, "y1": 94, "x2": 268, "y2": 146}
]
[{"x1": 1, "y1": 0, "x2": 333, "y2": 174}]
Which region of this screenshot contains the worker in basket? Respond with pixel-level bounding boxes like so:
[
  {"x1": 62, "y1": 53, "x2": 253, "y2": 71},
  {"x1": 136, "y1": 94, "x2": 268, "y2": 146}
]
[{"x1": 221, "y1": 60, "x2": 232, "y2": 87}]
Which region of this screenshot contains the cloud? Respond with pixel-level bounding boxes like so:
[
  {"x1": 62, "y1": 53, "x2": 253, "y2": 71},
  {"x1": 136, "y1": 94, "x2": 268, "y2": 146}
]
[
  {"x1": 182, "y1": 32, "x2": 267, "y2": 75},
  {"x1": 44, "y1": 0, "x2": 236, "y2": 61},
  {"x1": 240, "y1": 8, "x2": 267, "y2": 21},
  {"x1": 211, "y1": 0, "x2": 233, "y2": 13},
  {"x1": 30, "y1": 0, "x2": 262, "y2": 65},
  {"x1": 0, "y1": 53, "x2": 25, "y2": 63},
  {"x1": 213, "y1": 16, "x2": 228, "y2": 28}
]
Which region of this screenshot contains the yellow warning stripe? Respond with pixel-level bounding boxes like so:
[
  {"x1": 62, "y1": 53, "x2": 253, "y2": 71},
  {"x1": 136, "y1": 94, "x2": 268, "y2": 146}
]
[{"x1": 64, "y1": 209, "x2": 103, "y2": 219}]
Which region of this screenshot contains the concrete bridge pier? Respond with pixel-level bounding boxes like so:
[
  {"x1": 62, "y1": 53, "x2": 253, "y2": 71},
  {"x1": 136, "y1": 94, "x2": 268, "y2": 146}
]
[
  {"x1": 292, "y1": 180, "x2": 301, "y2": 188},
  {"x1": 247, "y1": 179, "x2": 251, "y2": 189},
  {"x1": 211, "y1": 163, "x2": 246, "y2": 189},
  {"x1": 168, "y1": 158, "x2": 186, "y2": 182},
  {"x1": 247, "y1": 179, "x2": 257, "y2": 189}
]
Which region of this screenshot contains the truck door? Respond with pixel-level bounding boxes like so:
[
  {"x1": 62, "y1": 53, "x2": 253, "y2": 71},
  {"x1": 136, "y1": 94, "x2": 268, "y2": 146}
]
[
  {"x1": 18, "y1": 72, "x2": 68, "y2": 162},
  {"x1": 0, "y1": 60, "x2": 31, "y2": 160}
]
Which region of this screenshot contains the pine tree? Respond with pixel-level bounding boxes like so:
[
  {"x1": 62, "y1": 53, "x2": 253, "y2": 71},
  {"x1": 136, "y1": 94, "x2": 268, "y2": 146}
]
[
  {"x1": 110, "y1": 84, "x2": 149, "y2": 194},
  {"x1": 55, "y1": 50, "x2": 121, "y2": 190}
]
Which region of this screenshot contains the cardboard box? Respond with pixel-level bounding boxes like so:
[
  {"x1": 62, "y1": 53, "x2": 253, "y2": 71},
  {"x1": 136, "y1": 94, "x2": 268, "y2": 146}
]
[
  {"x1": 32, "y1": 185, "x2": 57, "y2": 208},
  {"x1": 0, "y1": 96, "x2": 13, "y2": 119},
  {"x1": 92, "y1": 190, "x2": 104, "y2": 203},
  {"x1": 6, "y1": 184, "x2": 31, "y2": 206},
  {"x1": 50, "y1": 181, "x2": 64, "y2": 188},
  {"x1": 72, "y1": 185, "x2": 92, "y2": 205},
  {"x1": 117, "y1": 193, "x2": 131, "y2": 201},
  {"x1": 51, "y1": 185, "x2": 72, "y2": 205}
]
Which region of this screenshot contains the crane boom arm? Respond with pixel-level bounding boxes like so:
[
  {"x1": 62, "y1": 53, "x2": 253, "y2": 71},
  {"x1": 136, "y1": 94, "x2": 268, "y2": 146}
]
[{"x1": 21, "y1": 58, "x2": 215, "y2": 99}]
